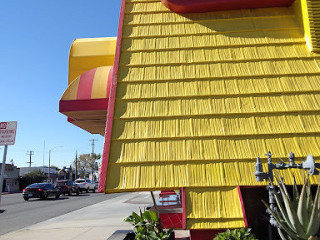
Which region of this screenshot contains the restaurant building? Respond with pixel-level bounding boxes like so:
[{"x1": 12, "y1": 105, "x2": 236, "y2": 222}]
[{"x1": 60, "y1": 0, "x2": 320, "y2": 239}]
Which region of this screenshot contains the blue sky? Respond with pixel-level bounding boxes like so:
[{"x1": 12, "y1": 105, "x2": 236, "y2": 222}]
[{"x1": 0, "y1": 1, "x2": 121, "y2": 168}]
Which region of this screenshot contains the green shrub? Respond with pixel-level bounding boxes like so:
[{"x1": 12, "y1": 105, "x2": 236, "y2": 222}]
[
  {"x1": 124, "y1": 209, "x2": 173, "y2": 240},
  {"x1": 263, "y1": 174, "x2": 320, "y2": 240},
  {"x1": 19, "y1": 170, "x2": 47, "y2": 189},
  {"x1": 213, "y1": 228, "x2": 258, "y2": 240}
]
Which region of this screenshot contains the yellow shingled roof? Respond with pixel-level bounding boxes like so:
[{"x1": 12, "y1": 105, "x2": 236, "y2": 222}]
[{"x1": 106, "y1": 0, "x2": 320, "y2": 229}]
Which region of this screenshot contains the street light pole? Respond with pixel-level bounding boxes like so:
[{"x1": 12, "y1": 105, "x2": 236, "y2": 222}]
[
  {"x1": 48, "y1": 146, "x2": 62, "y2": 183},
  {"x1": 48, "y1": 150, "x2": 51, "y2": 182}
]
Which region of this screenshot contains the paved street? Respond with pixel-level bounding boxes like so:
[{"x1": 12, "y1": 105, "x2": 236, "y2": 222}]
[{"x1": 0, "y1": 192, "x2": 123, "y2": 236}]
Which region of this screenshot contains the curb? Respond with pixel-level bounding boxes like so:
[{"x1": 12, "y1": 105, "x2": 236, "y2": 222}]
[{"x1": 1, "y1": 192, "x2": 21, "y2": 195}]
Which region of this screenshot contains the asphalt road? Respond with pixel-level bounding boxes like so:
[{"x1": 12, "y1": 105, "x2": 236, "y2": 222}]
[{"x1": 0, "y1": 191, "x2": 124, "y2": 236}]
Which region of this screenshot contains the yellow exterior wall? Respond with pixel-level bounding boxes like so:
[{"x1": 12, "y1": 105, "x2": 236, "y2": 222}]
[
  {"x1": 186, "y1": 187, "x2": 245, "y2": 229},
  {"x1": 106, "y1": 0, "x2": 320, "y2": 229}
]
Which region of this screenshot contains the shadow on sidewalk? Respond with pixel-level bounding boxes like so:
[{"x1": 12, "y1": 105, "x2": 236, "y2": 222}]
[{"x1": 107, "y1": 230, "x2": 190, "y2": 240}]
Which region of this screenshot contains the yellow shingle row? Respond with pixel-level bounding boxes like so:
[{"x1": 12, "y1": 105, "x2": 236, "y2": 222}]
[
  {"x1": 118, "y1": 59, "x2": 320, "y2": 82},
  {"x1": 105, "y1": 161, "x2": 319, "y2": 190},
  {"x1": 120, "y1": 43, "x2": 313, "y2": 66},
  {"x1": 111, "y1": 114, "x2": 320, "y2": 140},
  {"x1": 114, "y1": 94, "x2": 320, "y2": 118},
  {"x1": 116, "y1": 75, "x2": 320, "y2": 99},
  {"x1": 125, "y1": 2, "x2": 169, "y2": 13},
  {"x1": 187, "y1": 218, "x2": 245, "y2": 229},
  {"x1": 108, "y1": 136, "x2": 320, "y2": 164},
  {"x1": 124, "y1": 8, "x2": 293, "y2": 25},
  {"x1": 121, "y1": 30, "x2": 305, "y2": 51},
  {"x1": 123, "y1": 17, "x2": 298, "y2": 38}
]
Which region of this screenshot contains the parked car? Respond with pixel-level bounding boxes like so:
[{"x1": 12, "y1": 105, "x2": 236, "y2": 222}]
[
  {"x1": 22, "y1": 183, "x2": 60, "y2": 201},
  {"x1": 56, "y1": 180, "x2": 80, "y2": 196},
  {"x1": 94, "y1": 181, "x2": 99, "y2": 189},
  {"x1": 75, "y1": 179, "x2": 96, "y2": 193}
]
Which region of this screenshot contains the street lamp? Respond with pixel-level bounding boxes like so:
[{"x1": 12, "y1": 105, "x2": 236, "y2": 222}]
[{"x1": 48, "y1": 146, "x2": 62, "y2": 183}]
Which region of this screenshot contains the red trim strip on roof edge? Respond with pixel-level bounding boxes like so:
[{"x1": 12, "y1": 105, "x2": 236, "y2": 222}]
[
  {"x1": 98, "y1": 0, "x2": 126, "y2": 193},
  {"x1": 67, "y1": 117, "x2": 75, "y2": 123},
  {"x1": 181, "y1": 187, "x2": 187, "y2": 229},
  {"x1": 160, "y1": 0, "x2": 294, "y2": 13},
  {"x1": 106, "y1": 66, "x2": 113, "y2": 101},
  {"x1": 59, "y1": 98, "x2": 108, "y2": 112},
  {"x1": 237, "y1": 186, "x2": 248, "y2": 228}
]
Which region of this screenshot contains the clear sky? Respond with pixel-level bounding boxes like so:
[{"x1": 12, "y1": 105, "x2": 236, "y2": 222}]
[{"x1": 0, "y1": 0, "x2": 121, "y2": 168}]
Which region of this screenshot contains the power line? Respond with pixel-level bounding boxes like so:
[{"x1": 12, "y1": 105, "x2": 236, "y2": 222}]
[{"x1": 26, "y1": 151, "x2": 34, "y2": 167}]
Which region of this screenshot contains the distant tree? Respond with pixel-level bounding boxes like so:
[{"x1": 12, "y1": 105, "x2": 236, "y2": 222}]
[
  {"x1": 19, "y1": 170, "x2": 47, "y2": 190},
  {"x1": 50, "y1": 165, "x2": 60, "y2": 171},
  {"x1": 73, "y1": 153, "x2": 101, "y2": 178}
]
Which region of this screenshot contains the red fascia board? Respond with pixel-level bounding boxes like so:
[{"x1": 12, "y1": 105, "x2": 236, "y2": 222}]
[
  {"x1": 237, "y1": 186, "x2": 248, "y2": 228},
  {"x1": 181, "y1": 187, "x2": 187, "y2": 229},
  {"x1": 59, "y1": 98, "x2": 108, "y2": 112},
  {"x1": 161, "y1": 0, "x2": 294, "y2": 13},
  {"x1": 67, "y1": 117, "x2": 75, "y2": 123},
  {"x1": 98, "y1": 0, "x2": 126, "y2": 193}
]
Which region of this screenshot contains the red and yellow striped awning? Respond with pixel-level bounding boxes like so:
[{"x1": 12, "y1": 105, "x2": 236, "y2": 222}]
[{"x1": 59, "y1": 66, "x2": 113, "y2": 135}]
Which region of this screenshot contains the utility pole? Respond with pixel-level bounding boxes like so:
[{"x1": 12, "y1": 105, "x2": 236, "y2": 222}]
[
  {"x1": 48, "y1": 150, "x2": 51, "y2": 181},
  {"x1": 26, "y1": 151, "x2": 34, "y2": 167},
  {"x1": 89, "y1": 139, "x2": 98, "y2": 181},
  {"x1": 42, "y1": 140, "x2": 45, "y2": 172},
  {"x1": 89, "y1": 139, "x2": 98, "y2": 157},
  {"x1": 75, "y1": 150, "x2": 78, "y2": 179}
]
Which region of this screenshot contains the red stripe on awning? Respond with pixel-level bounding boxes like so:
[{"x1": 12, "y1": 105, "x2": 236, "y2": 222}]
[{"x1": 77, "y1": 68, "x2": 97, "y2": 100}]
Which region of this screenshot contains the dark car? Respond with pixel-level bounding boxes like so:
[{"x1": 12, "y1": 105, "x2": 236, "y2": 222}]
[
  {"x1": 22, "y1": 183, "x2": 61, "y2": 201},
  {"x1": 56, "y1": 180, "x2": 80, "y2": 196}
]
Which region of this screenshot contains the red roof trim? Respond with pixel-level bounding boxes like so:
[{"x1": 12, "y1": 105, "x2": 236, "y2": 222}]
[
  {"x1": 181, "y1": 187, "x2": 187, "y2": 230},
  {"x1": 106, "y1": 66, "x2": 113, "y2": 99},
  {"x1": 67, "y1": 117, "x2": 75, "y2": 123},
  {"x1": 237, "y1": 186, "x2": 249, "y2": 228},
  {"x1": 98, "y1": 0, "x2": 126, "y2": 193},
  {"x1": 161, "y1": 0, "x2": 294, "y2": 13}
]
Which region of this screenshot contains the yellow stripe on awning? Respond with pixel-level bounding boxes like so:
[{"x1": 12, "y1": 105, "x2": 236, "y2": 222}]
[
  {"x1": 92, "y1": 66, "x2": 113, "y2": 99},
  {"x1": 61, "y1": 76, "x2": 80, "y2": 101}
]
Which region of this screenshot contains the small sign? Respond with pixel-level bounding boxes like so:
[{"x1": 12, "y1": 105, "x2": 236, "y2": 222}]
[{"x1": 0, "y1": 121, "x2": 17, "y2": 146}]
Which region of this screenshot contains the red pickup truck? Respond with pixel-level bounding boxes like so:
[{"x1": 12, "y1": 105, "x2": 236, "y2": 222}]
[{"x1": 56, "y1": 180, "x2": 80, "y2": 196}]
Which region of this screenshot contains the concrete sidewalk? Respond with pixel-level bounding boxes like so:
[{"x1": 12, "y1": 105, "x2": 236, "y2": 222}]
[{"x1": 0, "y1": 192, "x2": 189, "y2": 240}]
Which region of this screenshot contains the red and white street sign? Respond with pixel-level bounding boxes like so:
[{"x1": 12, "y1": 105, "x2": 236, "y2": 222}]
[{"x1": 0, "y1": 121, "x2": 17, "y2": 146}]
